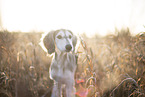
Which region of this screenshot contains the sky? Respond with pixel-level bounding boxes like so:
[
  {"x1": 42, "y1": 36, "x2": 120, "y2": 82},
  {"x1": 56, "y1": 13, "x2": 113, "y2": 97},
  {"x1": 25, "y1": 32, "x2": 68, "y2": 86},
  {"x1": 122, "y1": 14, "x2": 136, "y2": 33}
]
[{"x1": 1, "y1": 0, "x2": 145, "y2": 36}]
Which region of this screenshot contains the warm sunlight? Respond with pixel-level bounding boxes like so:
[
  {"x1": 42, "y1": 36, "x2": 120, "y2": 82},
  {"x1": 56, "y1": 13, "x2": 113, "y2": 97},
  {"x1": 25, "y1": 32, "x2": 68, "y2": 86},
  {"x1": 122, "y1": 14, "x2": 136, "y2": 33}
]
[
  {"x1": 1, "y1": 0, "x2": 145, "y2": 36},
  {"x1": 1, "y1": 1, "x2": 145, "y2": 97}
]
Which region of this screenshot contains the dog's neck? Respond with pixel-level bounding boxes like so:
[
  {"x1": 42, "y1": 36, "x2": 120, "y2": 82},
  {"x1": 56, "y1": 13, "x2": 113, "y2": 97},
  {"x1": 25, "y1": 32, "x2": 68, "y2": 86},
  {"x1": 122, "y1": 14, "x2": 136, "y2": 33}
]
[
  {"x1": 52, "y1": 47, "x2": 77, "y2": 71},
  {"x1": 54, "y1": 47, "x2": 71, "y2": 60},
  {"x1": 54, "y1": 48, "x2": 77, "y2": 65}
]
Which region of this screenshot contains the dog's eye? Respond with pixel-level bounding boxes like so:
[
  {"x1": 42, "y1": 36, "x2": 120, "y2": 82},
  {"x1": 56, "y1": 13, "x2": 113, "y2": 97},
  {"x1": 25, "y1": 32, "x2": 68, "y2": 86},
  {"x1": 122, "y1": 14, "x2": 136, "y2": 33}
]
[
  {"x1": 69, "y1": 35, "x2": 72, "y2": 39},
  {"x1": 57, "y1": 35, "x2": 62, "y2": 39}
]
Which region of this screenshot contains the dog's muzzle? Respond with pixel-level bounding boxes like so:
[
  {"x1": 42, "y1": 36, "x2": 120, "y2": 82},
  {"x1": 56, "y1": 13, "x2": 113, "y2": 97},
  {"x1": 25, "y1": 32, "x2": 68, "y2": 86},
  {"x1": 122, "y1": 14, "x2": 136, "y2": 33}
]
[{"x1": 65, "y1": 44, "x2": 72, "y2": 52}]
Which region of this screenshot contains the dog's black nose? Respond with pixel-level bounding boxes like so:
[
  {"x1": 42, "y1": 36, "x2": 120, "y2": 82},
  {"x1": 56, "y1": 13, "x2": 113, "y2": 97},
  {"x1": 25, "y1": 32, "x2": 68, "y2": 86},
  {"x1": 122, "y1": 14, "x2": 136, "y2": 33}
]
[{"x1": 65, "y1": 44, "x2": 72, "y2": 51}]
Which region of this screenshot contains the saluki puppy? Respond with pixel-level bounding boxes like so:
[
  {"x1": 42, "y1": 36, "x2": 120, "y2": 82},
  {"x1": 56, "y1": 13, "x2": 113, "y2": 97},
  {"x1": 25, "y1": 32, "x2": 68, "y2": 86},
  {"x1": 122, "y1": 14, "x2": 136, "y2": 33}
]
[{"x1": 41, "y1": 29, "x2": 77, "y2": 97}]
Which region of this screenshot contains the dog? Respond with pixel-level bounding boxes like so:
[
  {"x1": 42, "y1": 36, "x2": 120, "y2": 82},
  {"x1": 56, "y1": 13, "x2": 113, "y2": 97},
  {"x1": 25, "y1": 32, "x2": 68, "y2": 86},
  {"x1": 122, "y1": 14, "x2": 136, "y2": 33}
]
[{"x1": 41, "y1": 29, "x2": 78, "y2": 97}]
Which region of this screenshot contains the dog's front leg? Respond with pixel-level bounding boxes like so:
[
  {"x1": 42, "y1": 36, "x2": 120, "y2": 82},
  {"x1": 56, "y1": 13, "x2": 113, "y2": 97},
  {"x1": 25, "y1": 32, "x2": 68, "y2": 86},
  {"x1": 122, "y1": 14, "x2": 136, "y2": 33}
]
[
  {"x1": 65, "y1": 83, "x2": 76, "y2": 97},
  {"x1": 51, "y1": 82, "x2": 62, "y2": 97}
]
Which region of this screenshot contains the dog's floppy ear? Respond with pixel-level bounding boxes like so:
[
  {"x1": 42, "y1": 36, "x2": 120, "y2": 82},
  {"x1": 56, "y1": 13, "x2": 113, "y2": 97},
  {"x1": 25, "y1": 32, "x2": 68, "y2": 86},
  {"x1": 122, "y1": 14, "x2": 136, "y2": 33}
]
[
  {"x1": 72, "y1": 35, "x2": 77, "y2": 52},
  {"x1": 68, "y1": 30, "x2": 78, "y2": 52},
  {"x1": 43, "y1": 31, "x2": 55, "y2": 54}
]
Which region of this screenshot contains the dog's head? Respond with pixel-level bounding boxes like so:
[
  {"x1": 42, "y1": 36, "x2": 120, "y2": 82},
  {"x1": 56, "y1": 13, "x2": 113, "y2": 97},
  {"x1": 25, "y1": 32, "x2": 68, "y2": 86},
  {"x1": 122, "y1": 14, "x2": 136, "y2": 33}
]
[{"x1": 42, "y1": 29, "x2": 77, "y2": 54}]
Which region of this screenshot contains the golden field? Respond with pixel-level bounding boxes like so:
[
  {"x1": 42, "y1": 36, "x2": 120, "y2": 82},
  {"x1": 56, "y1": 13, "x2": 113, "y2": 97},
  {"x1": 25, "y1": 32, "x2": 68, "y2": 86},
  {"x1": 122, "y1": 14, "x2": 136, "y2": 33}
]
[{"x1": 0, "y1": 29, "x2": 145, "y2": 97}]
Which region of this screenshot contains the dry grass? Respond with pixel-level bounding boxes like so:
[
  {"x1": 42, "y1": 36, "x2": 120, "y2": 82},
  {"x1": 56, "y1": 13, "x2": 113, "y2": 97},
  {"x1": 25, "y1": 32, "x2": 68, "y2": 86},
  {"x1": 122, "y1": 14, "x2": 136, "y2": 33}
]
[{"x1": 0, "y1": 29, "x2": 145, "y2": 97}]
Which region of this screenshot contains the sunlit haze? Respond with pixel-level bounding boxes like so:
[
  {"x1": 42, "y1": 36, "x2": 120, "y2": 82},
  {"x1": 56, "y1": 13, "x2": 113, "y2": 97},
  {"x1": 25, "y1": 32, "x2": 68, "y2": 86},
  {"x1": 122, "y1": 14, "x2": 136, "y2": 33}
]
[{"x1": 1, "y1": 0, "x2": 145, "y2": 36}]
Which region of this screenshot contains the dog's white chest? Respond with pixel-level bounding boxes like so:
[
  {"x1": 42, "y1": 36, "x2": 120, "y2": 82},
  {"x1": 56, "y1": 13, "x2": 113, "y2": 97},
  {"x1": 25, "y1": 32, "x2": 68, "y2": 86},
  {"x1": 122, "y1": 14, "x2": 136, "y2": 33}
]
[{"x1": 50, "y1": 53, "x2": 77, "y2": 83}]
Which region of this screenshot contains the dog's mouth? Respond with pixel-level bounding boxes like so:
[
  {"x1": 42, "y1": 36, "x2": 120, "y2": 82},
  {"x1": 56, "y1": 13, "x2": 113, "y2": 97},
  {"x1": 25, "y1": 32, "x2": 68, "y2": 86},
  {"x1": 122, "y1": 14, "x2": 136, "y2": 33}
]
[{"x1": 65, "y1": 49, "x2": 71, "y2": 52}]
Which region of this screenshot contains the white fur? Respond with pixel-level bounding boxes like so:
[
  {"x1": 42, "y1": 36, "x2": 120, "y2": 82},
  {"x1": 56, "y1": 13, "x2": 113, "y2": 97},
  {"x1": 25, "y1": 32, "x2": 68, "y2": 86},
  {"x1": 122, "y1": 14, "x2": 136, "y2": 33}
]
[
  {"x1": 41, "y1": 29, "x2": 77, "y2": 97},
  {"x1": 55, "y1": 30, "x2": 74, "y2": 52}
]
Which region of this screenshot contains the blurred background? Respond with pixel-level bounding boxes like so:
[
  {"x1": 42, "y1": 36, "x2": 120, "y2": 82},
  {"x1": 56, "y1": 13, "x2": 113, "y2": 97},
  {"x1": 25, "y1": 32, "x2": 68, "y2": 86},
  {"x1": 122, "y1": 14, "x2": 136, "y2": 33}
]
[
  {"x1": 0, "y1": 0, "x2": 145, "y2": 36},
  {"x1": 0, "y1": 0, "x2": 145, "y2": 97}
]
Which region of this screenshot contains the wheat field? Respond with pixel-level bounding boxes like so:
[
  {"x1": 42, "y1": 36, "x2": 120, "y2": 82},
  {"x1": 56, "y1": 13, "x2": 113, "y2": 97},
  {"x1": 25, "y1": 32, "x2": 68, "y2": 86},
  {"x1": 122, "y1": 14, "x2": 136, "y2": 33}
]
[{"x1": 0, "y1": 29, "x2": 145, "y2": 97}]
